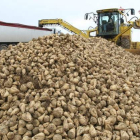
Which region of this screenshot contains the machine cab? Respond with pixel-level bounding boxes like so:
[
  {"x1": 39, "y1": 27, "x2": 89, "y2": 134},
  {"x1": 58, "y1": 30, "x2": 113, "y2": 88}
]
[{"x1": 97, "y1": 9, "x2": 120, "y2": 36}]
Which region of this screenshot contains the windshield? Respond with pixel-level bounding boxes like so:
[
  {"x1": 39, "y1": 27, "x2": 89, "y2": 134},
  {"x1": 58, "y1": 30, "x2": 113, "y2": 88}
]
[{"x1": 98, "y1": 12, "x2": 119, "y2": 36}]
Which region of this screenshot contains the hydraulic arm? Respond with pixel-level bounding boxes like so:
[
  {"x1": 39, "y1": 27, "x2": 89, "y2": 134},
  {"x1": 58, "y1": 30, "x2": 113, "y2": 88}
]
[{"x1": 113, "y1": 19, "x2": 140, "y2": 43}]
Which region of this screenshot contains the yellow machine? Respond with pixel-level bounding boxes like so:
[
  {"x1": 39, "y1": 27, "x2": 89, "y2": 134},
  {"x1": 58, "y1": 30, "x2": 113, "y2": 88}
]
[{"x1": 39, "y1": 8, "x2": 140, "y2": 54}]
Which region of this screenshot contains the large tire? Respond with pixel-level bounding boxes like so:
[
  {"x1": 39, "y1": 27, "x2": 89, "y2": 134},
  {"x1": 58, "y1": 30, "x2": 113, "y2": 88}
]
[{"x1": 121, "y1": 38, "x2": 130, "y2": 49}]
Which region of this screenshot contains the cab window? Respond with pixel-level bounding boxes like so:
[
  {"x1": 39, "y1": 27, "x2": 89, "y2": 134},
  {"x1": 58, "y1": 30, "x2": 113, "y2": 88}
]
[{"x1": 98, "y1": 12, "x2": 119, "y2": 36}]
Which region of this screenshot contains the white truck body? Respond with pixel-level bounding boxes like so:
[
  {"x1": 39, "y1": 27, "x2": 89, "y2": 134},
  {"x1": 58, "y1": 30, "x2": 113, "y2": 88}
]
[
  {"x1": 0, "y1": 26, "x2": 53, "y2": 43},
  {"x1": 0, "y1": 21, "x2": 53, "y2": 49}
]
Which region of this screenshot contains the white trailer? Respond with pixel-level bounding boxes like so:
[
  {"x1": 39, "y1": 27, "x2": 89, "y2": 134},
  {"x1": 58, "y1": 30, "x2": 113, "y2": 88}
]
[{"x1": 0, "y1": 21, "x2": 54, "y2": 50}]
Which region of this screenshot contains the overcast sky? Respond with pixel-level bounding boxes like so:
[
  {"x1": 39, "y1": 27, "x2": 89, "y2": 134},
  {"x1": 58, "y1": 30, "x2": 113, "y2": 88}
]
[{"x1": 0, "y1": 0, "x2": 140, "y2": 41}]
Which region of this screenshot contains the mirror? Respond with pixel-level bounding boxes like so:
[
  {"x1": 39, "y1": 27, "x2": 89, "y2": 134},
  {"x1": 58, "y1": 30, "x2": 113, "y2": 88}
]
[
  {"x1": 85, "y1": 13, "x2": 88, "y2": 20},
  {"x1": 131, "y1": 9, "x2": 135, "y2": 15}
]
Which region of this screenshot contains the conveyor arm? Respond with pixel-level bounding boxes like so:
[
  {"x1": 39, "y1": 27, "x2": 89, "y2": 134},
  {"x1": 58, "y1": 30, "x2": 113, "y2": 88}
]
[{"x1": 39, "y1": 19, "x2": 97, "y2": 38}]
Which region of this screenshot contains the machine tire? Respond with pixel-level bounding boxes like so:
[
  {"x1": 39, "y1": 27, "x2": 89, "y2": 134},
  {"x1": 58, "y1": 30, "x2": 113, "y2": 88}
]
[
  {"x1": 0, "y1": 44, "x2": 8, "y2": 51},
  {"x1": 121, "y1": 38, "x2": 130, "y2": 49}
]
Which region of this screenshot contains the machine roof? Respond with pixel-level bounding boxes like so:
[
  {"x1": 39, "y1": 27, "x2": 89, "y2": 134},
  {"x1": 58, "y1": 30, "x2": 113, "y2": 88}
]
[{"x1": 97, "y1": 8, "x2": 119, "y2": 13}]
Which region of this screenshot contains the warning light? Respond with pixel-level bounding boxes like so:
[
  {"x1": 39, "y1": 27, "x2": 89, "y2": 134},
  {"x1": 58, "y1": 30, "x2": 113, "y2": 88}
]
[{"x1": 119, "y1": 7, "x2": 124, "y2": 11}]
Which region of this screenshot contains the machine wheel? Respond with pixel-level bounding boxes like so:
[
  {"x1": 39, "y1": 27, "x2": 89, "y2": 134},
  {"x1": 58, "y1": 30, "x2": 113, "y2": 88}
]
[
  {"x1": 0, "y1": 44, "x2": 8, "y2": 51},
  {"x1": 121, "y1": 38, "x2": 130, "y2": 49}
]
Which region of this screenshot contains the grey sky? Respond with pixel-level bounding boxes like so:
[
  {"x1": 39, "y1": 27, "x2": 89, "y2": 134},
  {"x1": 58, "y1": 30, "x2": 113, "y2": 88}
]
[{"x1": 0, "y1": 0, "x2": 140, "y2": 41}]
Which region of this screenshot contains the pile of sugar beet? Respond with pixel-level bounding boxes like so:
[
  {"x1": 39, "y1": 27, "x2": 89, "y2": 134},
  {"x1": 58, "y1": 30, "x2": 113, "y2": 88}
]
[{"x1": 0, "y1": 34, "x2": 140, "y2": 140}]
